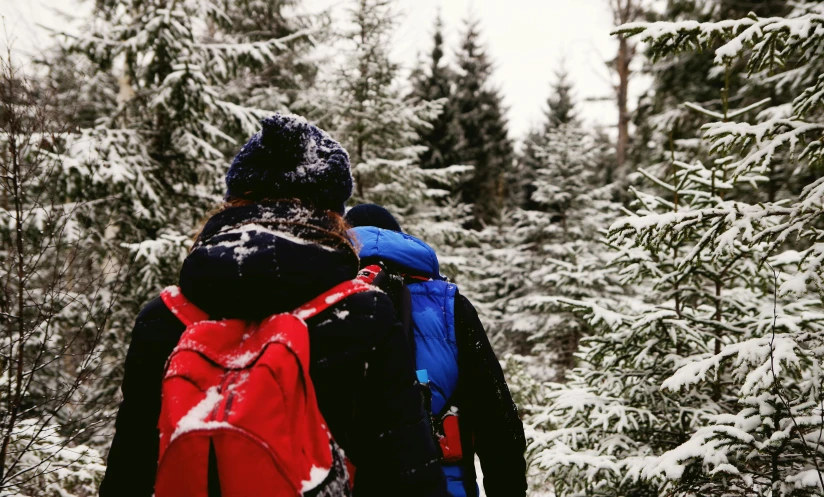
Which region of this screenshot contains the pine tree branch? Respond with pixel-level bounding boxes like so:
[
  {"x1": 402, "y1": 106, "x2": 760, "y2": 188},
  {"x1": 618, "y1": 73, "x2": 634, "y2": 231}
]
[{"x1": 767, "y1": 263, "x2": 824, "y2": 493}]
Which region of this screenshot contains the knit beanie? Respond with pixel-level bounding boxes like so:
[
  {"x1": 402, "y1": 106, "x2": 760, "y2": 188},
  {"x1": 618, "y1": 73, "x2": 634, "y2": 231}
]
[
  {"x1": 345, "y1": 204, "x2": 403, "y2": 232},
  {"x1": 225, "y1": 114, "x2": 352, "y2": 214}
]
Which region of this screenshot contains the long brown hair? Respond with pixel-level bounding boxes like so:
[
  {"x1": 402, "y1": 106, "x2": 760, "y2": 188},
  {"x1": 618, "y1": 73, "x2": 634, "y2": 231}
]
[{"x1": 192, "y1": 198, "x2": 356, "y2": 253}]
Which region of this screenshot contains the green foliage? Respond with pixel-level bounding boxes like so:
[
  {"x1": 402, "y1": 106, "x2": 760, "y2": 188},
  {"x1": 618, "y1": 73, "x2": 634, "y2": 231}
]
[
  {"x1": 532, "y1": 3, "x2": 824, "y2": 496},
  {"x1": 545, "y1": 68, "x2": 576, "y2": 130},
  {"x1": 453, "y1": 17, "x2": 514, "y2": 226},
  {"x1": 52, "y1": 0, "x2": 318, "y2": 451},
  {"x1": 408, "y1": 14, "x2": 464, "y2": 171}
]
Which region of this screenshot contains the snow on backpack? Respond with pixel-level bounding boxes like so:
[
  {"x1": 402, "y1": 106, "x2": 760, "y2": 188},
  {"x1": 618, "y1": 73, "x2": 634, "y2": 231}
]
[{"x1": 155, "y1": 279, "x2": 372, "y2": 497}]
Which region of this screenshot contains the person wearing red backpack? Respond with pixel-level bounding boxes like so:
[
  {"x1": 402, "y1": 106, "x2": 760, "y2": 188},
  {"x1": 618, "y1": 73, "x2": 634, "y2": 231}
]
[
  {"x1": 345, "y1": 204, "x2": 528, "y2": 497},
  {"x1": 99, "y1": 115, "x2": 448, "y2": 497}
]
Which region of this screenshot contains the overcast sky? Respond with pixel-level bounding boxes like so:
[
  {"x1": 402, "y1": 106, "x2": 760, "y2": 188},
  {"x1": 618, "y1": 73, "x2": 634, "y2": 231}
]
[
  {"x1": 384, "y1": 0, "x2": 629, "y2": 137},
  {"x1": 3, "y1": 0, "x2": 645, "y2": 139}
]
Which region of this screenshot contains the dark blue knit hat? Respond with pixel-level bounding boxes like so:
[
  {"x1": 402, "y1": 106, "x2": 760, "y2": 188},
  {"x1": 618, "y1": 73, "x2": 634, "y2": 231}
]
[{"x1": 225, "y1": 114, "x2": 352, "y2": 214}]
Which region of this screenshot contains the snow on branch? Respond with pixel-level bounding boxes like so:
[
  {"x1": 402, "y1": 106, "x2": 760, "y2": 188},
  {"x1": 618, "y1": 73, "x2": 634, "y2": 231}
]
[
  {"x1": 616, "y1": 11, "x2": 824, "y2": 70},
  {"x1": 662, "y1": 334, "x2": 803, "y2": 394},
  {"x1": 703, "y1": 118, "x2": 824, "y2": 177},
  {"x1": 196, "y1": 28, "x2": 316, "y2": 62}
]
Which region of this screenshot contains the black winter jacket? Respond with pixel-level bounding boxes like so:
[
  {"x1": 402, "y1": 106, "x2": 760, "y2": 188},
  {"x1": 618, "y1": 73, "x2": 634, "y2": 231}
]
[
  {"x1": 99, "y1": 202, "x2": 447, "y2": 497},
  {"x1": 452, "y1": 294, "x2": 527, "y2": 497}
]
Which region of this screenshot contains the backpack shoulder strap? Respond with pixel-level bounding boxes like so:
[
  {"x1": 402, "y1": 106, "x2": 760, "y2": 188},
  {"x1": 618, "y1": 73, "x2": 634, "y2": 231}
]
[
  {"x1": 160, "y1": 286, "x2": 209, "y2": 326},
  {"x1": 400, "y1": 285, "x2": 414, "y2": 356},
  {"x1": 358, "y1": 264, "x2": 415, "y2": 355},
  {"x1": 356, "y1": 264, "x2": 384, "y2": 285},
  {"x1": 293, "y1": 279, "x2": 375, "y2": 321}
]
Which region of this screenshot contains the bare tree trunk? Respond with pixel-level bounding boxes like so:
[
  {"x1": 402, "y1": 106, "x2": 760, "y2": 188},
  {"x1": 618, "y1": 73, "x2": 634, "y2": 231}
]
[
  {"x1": 608, "y1": 0, "x2": 643, "y2": 173},
  {"x1": 616, "y1": 35, "x2": 631, "y2": 170}
]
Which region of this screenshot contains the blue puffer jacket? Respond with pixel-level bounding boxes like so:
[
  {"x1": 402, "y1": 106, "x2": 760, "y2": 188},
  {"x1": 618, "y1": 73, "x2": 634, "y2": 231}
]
[{"x1": 351, "y1": 226, "x2": 477, "y2": 497}]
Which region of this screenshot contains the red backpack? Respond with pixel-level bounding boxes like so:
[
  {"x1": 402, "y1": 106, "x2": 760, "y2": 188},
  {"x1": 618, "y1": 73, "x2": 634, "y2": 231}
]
[{"x1": 155, "y1": 279, "x2": 372, "y2": 497}]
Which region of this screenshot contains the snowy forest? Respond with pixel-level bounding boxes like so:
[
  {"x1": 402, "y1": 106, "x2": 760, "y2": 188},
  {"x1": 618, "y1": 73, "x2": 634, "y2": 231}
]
[{"x1": 2, "y1": 0, "x2": 824, "y2": 495}]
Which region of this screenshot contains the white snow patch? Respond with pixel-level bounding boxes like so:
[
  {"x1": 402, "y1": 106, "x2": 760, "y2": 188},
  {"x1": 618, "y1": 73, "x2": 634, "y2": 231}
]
[
  {"x1": 475, "y1": 456, "x2": 487, "y2": 497},
  {"x1": 171, "y1": 387, "x2": 223, "y2": 441},
  {"x1": 287, "y1": 135, "x2": 333, "y2": 182},
  {"x1": 231, "y1": 244, "x2": 258, "y2": 263},
  {"x1": 300, "y1": 465, "x2": 330, "y2": 492},
  {"x1": 787, "y1": 469, "x2": 824, "y2": 490},
  {"x1": 217, "y1": 223, "x2": 313, "y2": 246},
  {"x1": 296, "y1": 308, "x2": 316, "y2": 320},
  {"x1": 227, "y1": 351, "x2": 258, "y2": 368},
  {"x1": 334, "y1": 309, "x2": 349, "y2": 320},
  {"x1": 324, "y1": 292, "x2": 344, "y2": 304}
]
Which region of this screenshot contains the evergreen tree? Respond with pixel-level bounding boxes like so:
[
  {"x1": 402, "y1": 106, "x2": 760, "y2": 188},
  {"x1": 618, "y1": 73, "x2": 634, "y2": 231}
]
[
  {"x1": 59, "y1": 0, "x2": 316, "y2": 444},
  {"x1": 545, "y1": 67, "x2": 577, "y2": 130},
  {"x1": 219, "y1": 0, "x2": 323, "y2": 113},
  {"x1": 307, "y1": 0, "x2": 450, "y2": 219},
  {"x1": 530, "y1": 4, "x2": 824, "y2": 495},
  {"x1": 408, "y1": 13, "x2": 463, "y2": 170},
  {"x1": 521, "y1": 68, "x2": 579, "y2": 210},
  {"x1": 631, "y1": 0, "x2": 791, "y2": 191},
  {"x1": 501, "y1": 126, "x2": 623, "y2": 379},
  {"x1": 468, "y1": 72, "x2": 625, "y2": 387},
  {"x1": 321, "y1": 0, "x2": 420, "y2": 167},
  {"x1": 453, "y1": 16, "x2": 514, "y2": 226}
]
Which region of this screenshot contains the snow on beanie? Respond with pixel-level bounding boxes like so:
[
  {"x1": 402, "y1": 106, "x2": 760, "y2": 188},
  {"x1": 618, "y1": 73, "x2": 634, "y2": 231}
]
[
  {"x1": 225, "y1": 114, "x2": 352, "y2": 214},
  {"x1": 345, "y1": 203, "x2": 403, "y2": 232}
]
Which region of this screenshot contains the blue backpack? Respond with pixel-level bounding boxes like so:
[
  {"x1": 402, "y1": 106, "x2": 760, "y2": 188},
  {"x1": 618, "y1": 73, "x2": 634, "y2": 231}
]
[{"x1": 351, "y1": 226, "x2": 477, "y2": 497}]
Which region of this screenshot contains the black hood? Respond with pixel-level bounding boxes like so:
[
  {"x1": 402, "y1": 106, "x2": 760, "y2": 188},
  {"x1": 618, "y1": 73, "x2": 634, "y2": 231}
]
[{"x1": 179, "y1": 201, "x2": 359, "y2": 319}]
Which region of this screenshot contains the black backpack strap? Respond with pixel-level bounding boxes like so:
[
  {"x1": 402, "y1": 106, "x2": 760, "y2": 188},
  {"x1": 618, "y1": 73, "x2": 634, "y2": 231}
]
[
  {"x1": 400, "y1": 284, "x2": 415, "y2": 356},
  {"x1": 359, "y1": 263, "x2": 415, "y2": 355}
]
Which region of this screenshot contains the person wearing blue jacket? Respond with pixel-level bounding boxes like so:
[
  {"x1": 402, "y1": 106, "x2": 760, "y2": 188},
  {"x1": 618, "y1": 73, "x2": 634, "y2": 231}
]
[{"x1": 345, "y1": 204, "x2": 527, "y2": 497}]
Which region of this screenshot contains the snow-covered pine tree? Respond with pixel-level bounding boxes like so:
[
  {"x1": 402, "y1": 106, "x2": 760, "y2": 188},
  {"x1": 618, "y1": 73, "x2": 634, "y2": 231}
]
[
  {"x1": 521, "y1": 126, "x2": 622, "y2": 363},
  {"x1": 459, "y1": 80, "x2": 626, "y2": 493},
  {"x1": 59, "y1": 0, "x2": 316, "y2": 443},
  {"x1": 219, "y1": 0, "x2": 322, "y2": 112},
  {"x1": 529, "y1": 4, "x2": 824, "y2": 496},
  {"x1": 308, "y1": 0, "x2": 471, "y2": 234},
  {"x1": 453, "y1": 16, "x2": 514, "y2": 226},
  {"x1": 408, "y1": 13, "x2": 463, "y2": 171},
  {"x1": 545, "y1": 68, "x2": 577, "y2": 130},
  {"x1": 313, "y1": 0, "x2": 432, "y2": 168},
  {"x1": 631, "y1": 0, "x2": 791, "y2": 193},
  {"x1": 528, "y1": 157, "x2": 785, "y2": 496},
  {"x1": 521, "y1": 67, "x2": 578, "y2": 211},
  {"x1": 495, "y1": 76, "x2": 623, "y2": 381}
]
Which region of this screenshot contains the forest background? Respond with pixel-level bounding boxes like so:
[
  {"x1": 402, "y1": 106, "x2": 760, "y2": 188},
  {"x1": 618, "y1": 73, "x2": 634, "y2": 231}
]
[{"x1": 2, "y1": 0, "x2": 824, "y2": 496}]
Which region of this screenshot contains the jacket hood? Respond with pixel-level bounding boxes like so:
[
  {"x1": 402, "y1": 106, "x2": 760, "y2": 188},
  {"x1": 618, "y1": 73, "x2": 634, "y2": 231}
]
[
  {"x1": 179, "y1": 202, "x2": 359, "y2": 319},
  {"x1": 349, "y1": 226, "x2": 442, "y2": 280}
]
